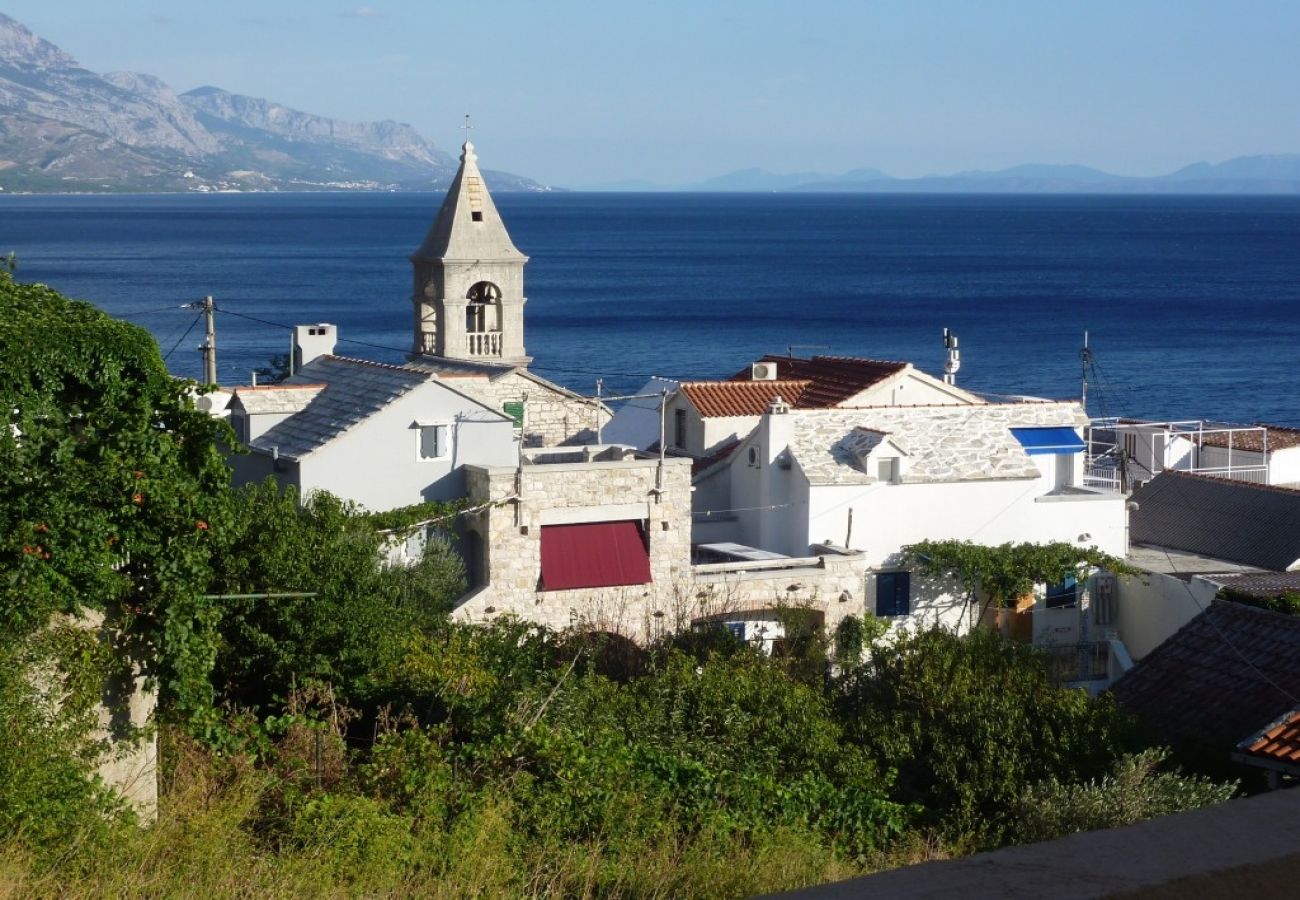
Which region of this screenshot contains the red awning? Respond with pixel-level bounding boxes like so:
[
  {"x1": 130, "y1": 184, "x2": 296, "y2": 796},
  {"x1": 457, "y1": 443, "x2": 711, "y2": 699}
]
[{"x1": 540, "y1": 521, "x2": 651, "y2": 591}]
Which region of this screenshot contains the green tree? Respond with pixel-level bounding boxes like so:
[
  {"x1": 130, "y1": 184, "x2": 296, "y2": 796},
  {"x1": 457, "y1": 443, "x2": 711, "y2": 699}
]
[
  {"x1": 0, "y1": 271, "x2": 233, "y2": 718},
  {"x1": 836, "y1": 627, "x2": 1143, "y2": 845},
  {"x1": 206, "y1": 480, "x2": 465, "y2": 713}
]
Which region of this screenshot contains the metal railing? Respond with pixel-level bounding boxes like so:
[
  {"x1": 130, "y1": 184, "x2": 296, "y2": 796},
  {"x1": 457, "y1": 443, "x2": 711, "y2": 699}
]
[{"x1": 1084, "y1": 419, "x2": 1270, "y2": 490}]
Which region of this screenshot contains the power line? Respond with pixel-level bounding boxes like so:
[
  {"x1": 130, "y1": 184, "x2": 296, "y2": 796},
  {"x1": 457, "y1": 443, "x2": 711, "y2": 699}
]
[
  {"x1": 161, "y1": 311, "x2": 203, "y2": 363},
  {"x1": 211, "y1": 304, "x2": 673, "y2": 382}
]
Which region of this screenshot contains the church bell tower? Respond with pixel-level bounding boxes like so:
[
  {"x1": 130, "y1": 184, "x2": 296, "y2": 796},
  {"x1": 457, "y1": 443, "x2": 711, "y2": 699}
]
[{"x1": 410, "y1": 140, "x2": 530, "y2": 365}]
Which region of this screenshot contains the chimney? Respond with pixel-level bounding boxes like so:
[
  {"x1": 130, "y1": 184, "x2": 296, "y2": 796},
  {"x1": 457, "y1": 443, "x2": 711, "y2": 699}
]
[{"x1": 293, "y1": 324, "x2": 337, "y2": 371}]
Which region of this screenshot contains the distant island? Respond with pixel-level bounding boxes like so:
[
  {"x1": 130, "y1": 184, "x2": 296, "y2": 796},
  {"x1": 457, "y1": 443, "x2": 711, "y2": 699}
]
[
  {"x1": 586, "y1": 156, "x2": 1300, "y2": 194},
  {"x1": 0, "y1": 13, "x2": 546, "y2": 194}
]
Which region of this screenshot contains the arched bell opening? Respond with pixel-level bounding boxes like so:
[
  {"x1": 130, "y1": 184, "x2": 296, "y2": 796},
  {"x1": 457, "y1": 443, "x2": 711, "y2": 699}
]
[{"x1": 465, "y1": 281, "x2": 504, "y2": 356}]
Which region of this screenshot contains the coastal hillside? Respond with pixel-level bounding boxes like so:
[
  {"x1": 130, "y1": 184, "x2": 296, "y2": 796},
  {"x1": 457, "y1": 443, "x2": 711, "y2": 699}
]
[{"x1": 0, "y1": 13, "x2": 544, "y2": 193}]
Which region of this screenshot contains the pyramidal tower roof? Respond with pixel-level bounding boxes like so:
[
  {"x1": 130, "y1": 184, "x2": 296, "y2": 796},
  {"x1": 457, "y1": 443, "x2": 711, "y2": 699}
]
[{"x1": 411, "y1": 141, "x2": 527, "y2": 263}]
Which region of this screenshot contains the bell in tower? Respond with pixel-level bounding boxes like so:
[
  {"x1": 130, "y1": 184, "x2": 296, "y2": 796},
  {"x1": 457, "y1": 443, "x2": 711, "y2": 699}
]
[{"x1": 409, "y1": 140, "x2": 531, "y2": 366}]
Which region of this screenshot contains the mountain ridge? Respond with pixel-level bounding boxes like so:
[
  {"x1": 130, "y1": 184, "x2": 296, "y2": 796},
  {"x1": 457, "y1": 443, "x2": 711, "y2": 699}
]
[{"x1": 0, "y1": 13, "x2": 544, "y2": 193}]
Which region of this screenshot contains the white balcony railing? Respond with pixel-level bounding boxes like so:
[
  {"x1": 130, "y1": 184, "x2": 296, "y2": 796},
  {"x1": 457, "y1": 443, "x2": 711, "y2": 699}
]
[{"x1": 466, "y1": 331, "x2": 503, "y2": 356}]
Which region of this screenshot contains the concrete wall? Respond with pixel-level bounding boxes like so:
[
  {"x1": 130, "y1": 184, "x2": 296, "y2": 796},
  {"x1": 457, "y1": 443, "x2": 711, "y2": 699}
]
[{"x1": 1115, "y1": 570, "x2": 1219, "y2": 660}]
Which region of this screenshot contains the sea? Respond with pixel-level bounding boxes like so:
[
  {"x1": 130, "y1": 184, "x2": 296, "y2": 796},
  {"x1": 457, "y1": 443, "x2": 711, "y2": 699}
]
[{"x1": 2, "y1": 191, "x2": 1299, "y2": 425}]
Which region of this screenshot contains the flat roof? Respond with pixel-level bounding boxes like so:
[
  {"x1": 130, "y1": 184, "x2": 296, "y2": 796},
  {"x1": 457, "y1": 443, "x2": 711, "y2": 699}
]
[{"x1": 1126, "y1": 543, "x2": 1269, "y2": 580}]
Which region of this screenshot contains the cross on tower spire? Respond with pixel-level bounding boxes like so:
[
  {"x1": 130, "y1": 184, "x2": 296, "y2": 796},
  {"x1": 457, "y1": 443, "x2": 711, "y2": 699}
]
[{"x1": 461, "y1": 114, "x2": 473, "y2": 147}]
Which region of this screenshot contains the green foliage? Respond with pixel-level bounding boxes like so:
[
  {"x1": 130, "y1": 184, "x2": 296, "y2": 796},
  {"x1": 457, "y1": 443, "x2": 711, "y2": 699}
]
[
  {"x1": 0, "y1": 270, "x2": 233, "y2": 718},
  {"x1": 902, "y1": 539, "x2": 1136, "y2": 607},
  {"x1": 1217, "y1": 587, "x2": 1300, "y2": 616},
  {"x1": 206, "y1": 480, "x2": 467, "y2": 714},
  {"x1": 837, "y1": 627, "x2": 1146, "y2": 844},
  {"x1": 1010, "y1": 748, "x2": 1238, "y2": 843},
  {"x1": 0, "y1": 630, "x2": 131, "y2": 858},
  {"x1": 833, "y1": 614, "x2": 886, "y2": 668},
  {"x1": 359, "y1": 497, "x2": 463, "y2": 533}
]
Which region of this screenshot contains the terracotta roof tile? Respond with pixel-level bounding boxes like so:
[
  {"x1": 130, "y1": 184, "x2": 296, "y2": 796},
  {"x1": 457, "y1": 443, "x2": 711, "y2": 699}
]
[
  {"x1": 729, "y1": 355, "x2": 908, "y2": 408},
  {"x1": 1198, "y1": 424, "x2": 1300, "y2": 452},
  {"x1": 679, "y1": 380, "x2": 811, "y2": 418},
  {"x1": 1111, "y1": 601, "x2": 1300, "y2": 746},
  {"x1": 1239, "y1": 709, "x2": 1300, "y2": 769}
]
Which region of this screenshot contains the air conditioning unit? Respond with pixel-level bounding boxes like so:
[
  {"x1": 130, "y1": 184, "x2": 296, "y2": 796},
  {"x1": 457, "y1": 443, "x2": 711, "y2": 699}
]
[{"x1": 751, "y1": 362, "x2": 777, "y2": 381}]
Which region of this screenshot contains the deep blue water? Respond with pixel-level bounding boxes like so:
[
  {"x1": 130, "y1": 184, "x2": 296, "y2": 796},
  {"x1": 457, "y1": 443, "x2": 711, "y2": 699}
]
[{"x1": 2, "y1": 191, "x2": 1299, "y2": 424}]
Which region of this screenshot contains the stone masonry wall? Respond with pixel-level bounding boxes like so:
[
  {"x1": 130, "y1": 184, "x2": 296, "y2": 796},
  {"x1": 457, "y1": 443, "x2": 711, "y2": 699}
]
[
  {"x1": 455, "y1": 458, "x2": 865, "y2": 643},
  {"x1": 459, "y1": 370, "x2": 610, "y2": 447}
]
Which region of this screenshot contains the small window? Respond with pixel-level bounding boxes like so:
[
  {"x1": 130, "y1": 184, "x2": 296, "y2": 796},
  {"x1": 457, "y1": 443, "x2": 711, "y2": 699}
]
[
  {"x1": 418, "y1": 424, "x2": 449, "y2": 460},
  {"x1": 747, "y1": 446, "x2": 760, "y2": 467},
  {"x1": 724, "y1": 622, "x2": 746, "y2": 640},
  {"x1": 876, "y1": 571, "x2": 911, "y2": 618},
  {"x1": 877, "y1": 458, "x2": 899, "y2": 483},
  {"x1": 503, "y1": 401, "x2": 525, "y2": 429},
  {"x1": 471, "y1": 211, "x2": 483, "y2": 222},
  {"x1": 674, "y1": 408, "x2": 688, "y2": 449},
  {"x1": 1045, "y1": 575, "x2": 1078, "y2": 609}
]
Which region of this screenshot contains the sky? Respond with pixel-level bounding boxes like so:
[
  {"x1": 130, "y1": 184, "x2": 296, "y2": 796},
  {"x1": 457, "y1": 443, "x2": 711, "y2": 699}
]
[{"x1": 5, "y1": 0, "x2": 1300, "y2": 187}]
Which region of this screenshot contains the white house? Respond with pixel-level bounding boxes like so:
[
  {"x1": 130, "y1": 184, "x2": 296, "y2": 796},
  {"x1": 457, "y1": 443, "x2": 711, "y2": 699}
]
[
  {"x1": 229, "y1": 346, "x2": 518, "y2": 512},
  {"x1": 607, "y1": 353, "x2": 982, "y2": 460},
  {"x1": 694, "y1": 396, "x2": 1128, "y2": 635}
]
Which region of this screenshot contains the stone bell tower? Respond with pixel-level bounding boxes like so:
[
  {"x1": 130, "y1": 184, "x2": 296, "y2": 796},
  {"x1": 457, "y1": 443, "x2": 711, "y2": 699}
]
[{"x1": 410, "y1": 140, "x2": 530, "y2": 365}]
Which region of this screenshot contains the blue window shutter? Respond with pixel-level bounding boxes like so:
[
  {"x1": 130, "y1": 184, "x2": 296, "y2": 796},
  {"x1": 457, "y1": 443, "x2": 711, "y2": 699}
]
[
  {"x1": 877, "y1": 571, "x2": 911, "y2": 617},
  {"x1": 1045, "y1": 574, "x2": 1079, "y2": 609}
]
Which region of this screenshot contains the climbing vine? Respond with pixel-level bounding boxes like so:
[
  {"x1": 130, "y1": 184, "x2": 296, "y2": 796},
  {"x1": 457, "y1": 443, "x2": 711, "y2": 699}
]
[
  {"x1": 900, "y1": 539, "x2": 1136, "y2": 609},
  {"x1": 0, "y1": 270, "x2": 234, "y2": 720}
]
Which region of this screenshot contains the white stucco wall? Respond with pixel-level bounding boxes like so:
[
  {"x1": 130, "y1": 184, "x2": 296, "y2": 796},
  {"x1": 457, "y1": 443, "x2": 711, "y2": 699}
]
[
  {"x1": 235, "y1": 382, "x2": 517, "y2": 512},
  {"x1": 1114, "y1": 571, "x2": 1219, "y2": 660},
  {"x1": 845, "y1": 368, "x2": 980, "y2": 408},
  {"x1": 801, "y1": 478, "x2": 1125, "y2": 566}
]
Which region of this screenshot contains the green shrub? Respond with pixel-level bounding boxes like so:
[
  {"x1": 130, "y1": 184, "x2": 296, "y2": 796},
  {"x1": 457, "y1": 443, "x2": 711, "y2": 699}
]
[
  {"x1": 837, "y1": 626, "x2": 1144, "y2": 844},
  {"x1": 1010, "y1": 748, "x2": 1238, "y2": 843}
]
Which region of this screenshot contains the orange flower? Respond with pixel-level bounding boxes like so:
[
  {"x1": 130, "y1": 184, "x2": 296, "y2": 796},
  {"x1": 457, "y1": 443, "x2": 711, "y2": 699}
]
[
  {"x1": 132, "y1": 493, "x2": 143, "y2": 504},
  {"x1": 195, "y1": 520, "x2": 209, "y2": 531}
]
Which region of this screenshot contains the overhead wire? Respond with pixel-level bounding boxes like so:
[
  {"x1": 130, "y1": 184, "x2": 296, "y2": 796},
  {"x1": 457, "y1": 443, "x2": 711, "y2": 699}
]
[
  {"x1": 212, "y1": 303, "x2": 673, "y2": 383},
  {"x1": 161, "y1": 310, "x2": 204, "y2": 363}
]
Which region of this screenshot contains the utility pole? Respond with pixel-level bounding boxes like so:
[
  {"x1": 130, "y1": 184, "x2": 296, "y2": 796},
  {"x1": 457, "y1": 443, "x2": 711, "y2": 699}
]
[
  {"x1": 1080, "y1": 330, "x2": 1091, "y2": 417},
  {"x1": 198, "y1": 295, "x2": 217, "y2": 385}
]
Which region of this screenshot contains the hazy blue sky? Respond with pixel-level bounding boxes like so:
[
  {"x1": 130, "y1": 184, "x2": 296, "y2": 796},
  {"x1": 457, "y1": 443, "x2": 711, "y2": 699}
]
[{"x1": 6, "y1": 1, "x2": 1299, "y2": 186}]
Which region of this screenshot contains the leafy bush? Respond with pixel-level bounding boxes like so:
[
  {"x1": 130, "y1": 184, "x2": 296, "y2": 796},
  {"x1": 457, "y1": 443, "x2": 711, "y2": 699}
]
[
  {"x1": 1010, "y1": 748, "x2": 1238, "y2": 843},
  {"x1": 0, "y1": 631, "x2": 130, "y2": 859},
  {"x1": 207, "y1": 481, "x2": 467, "y2": 714},
  {"x1": 836, "y1": 626, "x2": 1145, "y2": 844}
]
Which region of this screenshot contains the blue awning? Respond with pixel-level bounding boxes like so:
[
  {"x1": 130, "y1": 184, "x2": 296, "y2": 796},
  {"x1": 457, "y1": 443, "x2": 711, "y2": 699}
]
[{"x1": 1010, "y1": 426, "x2": 1085, "y2": 455}]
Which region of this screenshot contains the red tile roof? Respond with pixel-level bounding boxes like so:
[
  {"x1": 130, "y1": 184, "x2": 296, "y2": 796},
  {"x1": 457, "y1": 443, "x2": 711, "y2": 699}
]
[
  {"x1": 679, "y1": 380, "x2": 811, "y2": 418},
  {"x1": 1111, "y1": 600, "x2": 1300, "y2": 746},
  {"x1": 729, "y1": 355, "x2": 909, "y2": 408},
  {"x1": 1198, "y1": 424, "x2": 1300, "y2": 453},
  {"x1": 1239, "y1": 709, "x2": 1300, "y2": 770}
]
